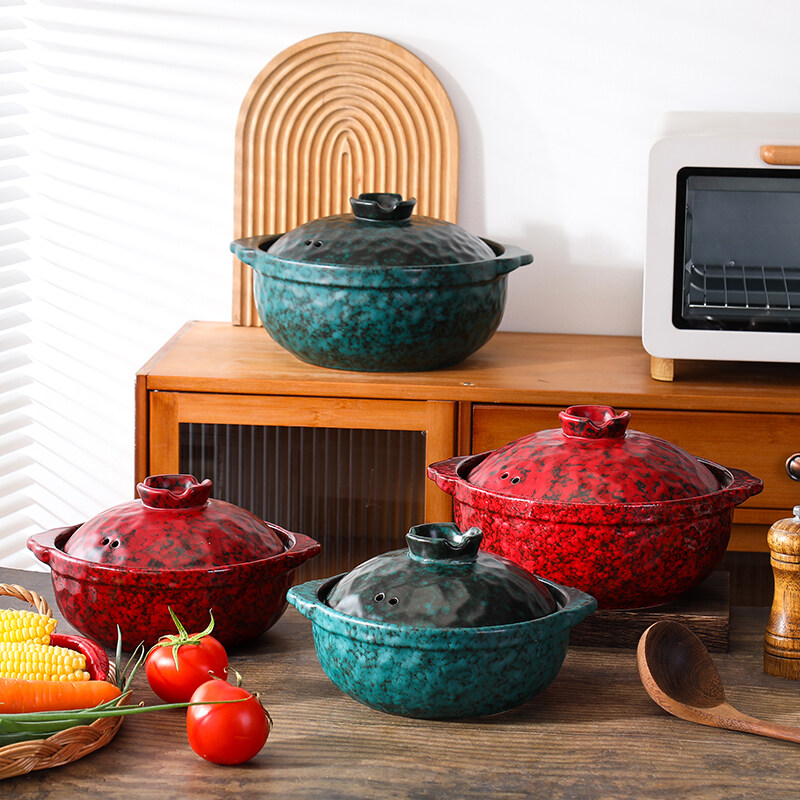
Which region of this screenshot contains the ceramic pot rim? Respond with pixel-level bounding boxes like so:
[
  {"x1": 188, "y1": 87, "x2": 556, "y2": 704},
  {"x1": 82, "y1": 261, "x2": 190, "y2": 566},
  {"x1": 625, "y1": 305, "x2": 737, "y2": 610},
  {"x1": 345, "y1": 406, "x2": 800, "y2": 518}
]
[
  {"x1": 28, "y1": 522, "x2": 320, "y2": 581},
  {"x1": 232, "y1": 235, "x2": 532, "y2": 287},
  {"x1": 427, "y1": 452, "x2": 763, "y2": 522},
  {"x1": 286, "y1": 575, "x2": 597, "y2": 648}
]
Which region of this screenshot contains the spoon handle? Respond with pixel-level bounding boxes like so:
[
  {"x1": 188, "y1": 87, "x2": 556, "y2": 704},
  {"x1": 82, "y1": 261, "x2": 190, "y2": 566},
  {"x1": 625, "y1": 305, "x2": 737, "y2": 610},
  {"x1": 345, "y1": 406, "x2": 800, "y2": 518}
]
[{"x1": 720, "y1": 709, "x2": 800, "y2": 744}]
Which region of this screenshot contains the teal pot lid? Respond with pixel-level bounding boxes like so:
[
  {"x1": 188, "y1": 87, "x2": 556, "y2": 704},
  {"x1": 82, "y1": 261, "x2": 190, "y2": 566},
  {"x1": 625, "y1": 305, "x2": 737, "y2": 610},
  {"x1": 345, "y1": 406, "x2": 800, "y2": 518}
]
[
  {"x1": 325, "y1": 523, "x2": 558, "y2": 628},
  {"x1": 264, "y1": 193, "x2": 496, "y2": 268}
]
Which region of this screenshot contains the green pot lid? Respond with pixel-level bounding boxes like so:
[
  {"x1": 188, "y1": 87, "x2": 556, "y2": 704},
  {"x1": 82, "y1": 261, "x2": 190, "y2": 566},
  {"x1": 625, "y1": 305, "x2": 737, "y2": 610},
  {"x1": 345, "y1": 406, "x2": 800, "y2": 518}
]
[
  {"x1": 325, "y1": 523, "x2": 558, "y2": 628},
  {"x1": 265, "y1": 193, "x2": 497, "y2": 268}
]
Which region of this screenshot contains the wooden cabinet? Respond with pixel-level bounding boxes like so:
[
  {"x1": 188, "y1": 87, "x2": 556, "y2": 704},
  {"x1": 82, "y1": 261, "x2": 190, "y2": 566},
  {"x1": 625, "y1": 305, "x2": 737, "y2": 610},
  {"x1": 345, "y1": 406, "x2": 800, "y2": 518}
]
[{"x1": 137, "y1": 322, "x2": 800, "y2": 589}]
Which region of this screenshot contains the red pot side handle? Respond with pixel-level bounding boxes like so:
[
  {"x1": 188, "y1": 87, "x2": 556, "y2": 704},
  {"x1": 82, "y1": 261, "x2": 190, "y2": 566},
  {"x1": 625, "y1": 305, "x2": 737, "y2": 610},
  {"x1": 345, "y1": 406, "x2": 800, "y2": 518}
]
[
  {"x1": 721, "y1": 466, "x2": 764, "y2": 506},
  {"x1": 26, "y1": 526, "x2": 72, "y2": 565},
  {"x1": 426, "y1": 454, "x2": 479, "y2": 494},
  {"x1": 271, "y1": 528, "x2": 322, "y2": 570}
]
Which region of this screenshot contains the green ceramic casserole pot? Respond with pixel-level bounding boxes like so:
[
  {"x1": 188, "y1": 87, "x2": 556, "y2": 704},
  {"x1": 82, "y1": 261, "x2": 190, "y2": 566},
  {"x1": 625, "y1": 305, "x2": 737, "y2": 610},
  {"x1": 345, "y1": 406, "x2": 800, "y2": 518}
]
[
  {"x1": 230, "y1": 193, "x2": 533, "y2": 372},
  {"x1": 286, "y1": 523, "x2": 596, "y2": 719}
]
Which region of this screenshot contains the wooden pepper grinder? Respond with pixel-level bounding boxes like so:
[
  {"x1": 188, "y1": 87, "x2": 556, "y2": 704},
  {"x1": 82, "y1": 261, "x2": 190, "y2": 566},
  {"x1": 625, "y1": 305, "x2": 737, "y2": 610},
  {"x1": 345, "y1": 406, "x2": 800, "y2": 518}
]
[{"x1": 765, "y1": 503, "x2": 800, "y2": 678}]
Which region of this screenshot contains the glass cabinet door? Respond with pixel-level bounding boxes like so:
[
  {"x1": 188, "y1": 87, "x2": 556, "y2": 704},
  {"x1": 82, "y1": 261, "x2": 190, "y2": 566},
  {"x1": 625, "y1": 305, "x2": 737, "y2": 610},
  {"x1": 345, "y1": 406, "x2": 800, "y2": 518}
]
[{"x1": 145, "y1": 392, "x2": 456, "y2": 579}]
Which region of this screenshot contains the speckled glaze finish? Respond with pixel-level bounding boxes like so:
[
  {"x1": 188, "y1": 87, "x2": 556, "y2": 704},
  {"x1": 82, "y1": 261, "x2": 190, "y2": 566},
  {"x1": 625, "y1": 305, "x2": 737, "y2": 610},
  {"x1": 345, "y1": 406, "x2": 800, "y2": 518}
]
[
  {"x1": 326, "y1": 523, "x2": 557, "y2": 627},
  {"x1": 230, "y1": 193, "x2": 532, "y2": 372},
  {"x1": 468, "y1": 405, "x2": 722, "y2": 503},
  {"x1": 63, "y1": 474, "x2": 285, "y2": 569},
  {"x1": 27, "y1": 475, "x2": 321, "y2": 650},
  {"x1": 427, "y1": 406, "x2": 763, "y2": 610},
  {"x1": 287, "y1": 574, "x2": 596, "y2": 719},
  {"x1": 267, "y1": 196, "x2": 496, "y2": 267}
]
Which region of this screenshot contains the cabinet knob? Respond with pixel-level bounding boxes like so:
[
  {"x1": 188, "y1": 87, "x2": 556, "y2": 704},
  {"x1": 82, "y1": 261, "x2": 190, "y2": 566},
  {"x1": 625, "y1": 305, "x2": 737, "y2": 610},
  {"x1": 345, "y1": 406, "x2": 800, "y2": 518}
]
[{"x1": 787, "y1": 454, "x2": 800, "y2": 482}]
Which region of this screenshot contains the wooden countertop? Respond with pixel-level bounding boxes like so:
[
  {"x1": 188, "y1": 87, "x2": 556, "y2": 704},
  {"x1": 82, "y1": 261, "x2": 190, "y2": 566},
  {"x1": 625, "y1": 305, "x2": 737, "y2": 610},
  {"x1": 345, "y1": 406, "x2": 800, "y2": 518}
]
[
  {"x1": 4, "y1": 566, "x2": 800, "y2": 799},
  {"x1": 137, "y1": 321, "x2": 800, "y2": 413}
]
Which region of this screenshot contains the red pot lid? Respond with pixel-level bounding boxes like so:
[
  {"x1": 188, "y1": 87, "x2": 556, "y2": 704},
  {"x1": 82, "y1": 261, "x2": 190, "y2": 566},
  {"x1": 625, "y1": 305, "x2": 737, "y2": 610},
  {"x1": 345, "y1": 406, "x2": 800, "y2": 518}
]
[
  {"x1": 63, "y1": 474, "x2": 285, "y2": 569},
  {"x1": 466, "y1": 405, "x2": 722, "y2": 504}
]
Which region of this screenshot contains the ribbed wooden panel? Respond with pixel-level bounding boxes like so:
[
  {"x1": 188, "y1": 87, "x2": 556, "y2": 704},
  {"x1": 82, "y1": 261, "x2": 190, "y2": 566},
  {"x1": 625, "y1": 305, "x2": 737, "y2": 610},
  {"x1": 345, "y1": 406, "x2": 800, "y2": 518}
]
[{"x1": 232, "y1": 31, "x2": 460, "y2": 326}]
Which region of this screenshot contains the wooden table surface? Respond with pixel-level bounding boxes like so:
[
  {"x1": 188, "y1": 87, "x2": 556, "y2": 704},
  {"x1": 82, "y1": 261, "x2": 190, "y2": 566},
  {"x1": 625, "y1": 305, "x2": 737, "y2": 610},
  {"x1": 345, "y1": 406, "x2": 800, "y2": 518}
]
[{"x1": 4, "y1": 566, "x2": 800, "y2": 799}]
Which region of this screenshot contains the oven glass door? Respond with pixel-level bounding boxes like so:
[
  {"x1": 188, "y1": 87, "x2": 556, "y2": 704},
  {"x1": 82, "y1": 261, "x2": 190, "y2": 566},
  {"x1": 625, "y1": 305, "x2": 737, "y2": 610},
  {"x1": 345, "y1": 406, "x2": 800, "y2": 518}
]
[{"x1": 674, "y1": 167, "x2": 800, "y2": 332}]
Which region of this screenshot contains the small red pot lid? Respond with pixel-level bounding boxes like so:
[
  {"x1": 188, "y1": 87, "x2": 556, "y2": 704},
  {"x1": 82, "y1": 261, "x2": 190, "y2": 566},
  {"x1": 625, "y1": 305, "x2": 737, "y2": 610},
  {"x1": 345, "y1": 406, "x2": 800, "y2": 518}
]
[
  {"x1": 63, "y1": 474, "x2": 285, "y2": 569},
  {"x1": 466, "y1": 405, "x2": 722, "y2": 504}
]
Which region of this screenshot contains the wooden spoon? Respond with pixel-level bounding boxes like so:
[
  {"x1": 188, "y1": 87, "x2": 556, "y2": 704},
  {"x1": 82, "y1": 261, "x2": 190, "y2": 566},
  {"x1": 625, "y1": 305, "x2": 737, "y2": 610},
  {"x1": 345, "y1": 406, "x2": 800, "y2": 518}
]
[{"x1": 637, "y1": 619, "x2": 800, "y2": 743}]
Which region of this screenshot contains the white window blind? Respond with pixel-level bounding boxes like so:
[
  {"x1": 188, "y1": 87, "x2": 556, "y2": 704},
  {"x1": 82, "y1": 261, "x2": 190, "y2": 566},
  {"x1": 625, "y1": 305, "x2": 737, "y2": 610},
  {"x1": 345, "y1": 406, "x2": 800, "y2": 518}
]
[
  {"x1": 0, "y1": 0, "x2": 34, "y2": 568},
  {"x1": 7, "y1": 0, "x2": 282, "y2": 568},
  {"x1": 1, "y1": 0, "x2": 439, "y2": 568}
]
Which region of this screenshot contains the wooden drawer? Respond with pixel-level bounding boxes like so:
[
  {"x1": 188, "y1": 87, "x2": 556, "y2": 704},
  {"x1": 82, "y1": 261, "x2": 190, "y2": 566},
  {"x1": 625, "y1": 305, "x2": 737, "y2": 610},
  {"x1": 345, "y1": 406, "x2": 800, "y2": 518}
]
[{"x1": 471, "y1": 404, "x2": 799, "y2": 525}]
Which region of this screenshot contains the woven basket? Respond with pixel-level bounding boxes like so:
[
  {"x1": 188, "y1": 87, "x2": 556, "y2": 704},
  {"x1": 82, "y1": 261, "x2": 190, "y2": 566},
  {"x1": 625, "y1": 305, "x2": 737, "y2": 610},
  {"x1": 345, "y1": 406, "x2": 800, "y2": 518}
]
[{"x1": 0, "y1": 583, "x2": 122, "y2": 780}]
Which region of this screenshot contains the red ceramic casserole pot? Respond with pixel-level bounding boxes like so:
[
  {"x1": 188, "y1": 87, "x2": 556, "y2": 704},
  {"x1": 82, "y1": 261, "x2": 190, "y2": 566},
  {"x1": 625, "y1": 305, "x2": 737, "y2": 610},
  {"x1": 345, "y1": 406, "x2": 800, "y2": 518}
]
[
  {"x1": 27, "y1": 475, "x2": 321, "y2": 649},
  {"x1": 427, "y1": 405, "x2": 763, "y2": 609}
]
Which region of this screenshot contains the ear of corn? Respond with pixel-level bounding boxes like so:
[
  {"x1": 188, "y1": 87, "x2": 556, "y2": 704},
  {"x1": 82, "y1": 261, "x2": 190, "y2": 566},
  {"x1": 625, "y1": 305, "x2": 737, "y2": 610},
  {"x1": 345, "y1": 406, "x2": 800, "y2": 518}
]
[
  {"x1": 0, "y1": 642, "x2": 90, "y2": 681},
  {"x1": 0, "y1": 609, "x2": 57, "y2": 645}
]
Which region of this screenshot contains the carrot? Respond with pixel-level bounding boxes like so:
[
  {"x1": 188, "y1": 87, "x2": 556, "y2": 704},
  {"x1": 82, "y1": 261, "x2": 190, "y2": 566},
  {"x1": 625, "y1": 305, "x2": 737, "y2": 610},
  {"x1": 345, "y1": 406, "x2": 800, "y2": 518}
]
[
  {"x1": 0, "y1": 675, "x2": 121, "y2": 713},
  {"x1": 0, "y1": 635, "x2": 246, "y2": 746}
]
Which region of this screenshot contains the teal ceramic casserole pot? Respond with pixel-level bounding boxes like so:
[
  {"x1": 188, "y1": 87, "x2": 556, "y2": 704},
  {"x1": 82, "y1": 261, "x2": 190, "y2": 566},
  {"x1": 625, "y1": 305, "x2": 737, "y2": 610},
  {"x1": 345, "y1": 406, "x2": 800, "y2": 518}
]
[
  {"x1": 230, "y1": 193, "x2": 533, "y2": 372},
  {"x1": 286, "y1": 523, "x2": 596, "y2": 719}
]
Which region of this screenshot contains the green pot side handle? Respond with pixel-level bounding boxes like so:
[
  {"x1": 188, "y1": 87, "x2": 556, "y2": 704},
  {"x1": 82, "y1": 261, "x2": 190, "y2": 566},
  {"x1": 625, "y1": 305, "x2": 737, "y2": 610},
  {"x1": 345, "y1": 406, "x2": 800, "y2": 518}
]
[
  {"x1": 230, "y1": 235, "x2": 281, "y2": 266},
  {"x1": 481, "y1": 240, "x2": 534, "y2": 277},
  {"x1": 558, "y1": 584, "x2": 598, "y2": 627},
  {"x1": 286, "y1": 578, "x2": 329, "y2": 620}
]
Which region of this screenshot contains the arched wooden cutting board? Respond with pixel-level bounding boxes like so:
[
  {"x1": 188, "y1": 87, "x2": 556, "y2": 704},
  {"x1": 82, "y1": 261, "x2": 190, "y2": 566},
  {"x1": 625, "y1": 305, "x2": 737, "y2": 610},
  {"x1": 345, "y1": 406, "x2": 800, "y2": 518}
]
[{"x1": 233, "y1": 31, "x2": 460, "y2": 326}]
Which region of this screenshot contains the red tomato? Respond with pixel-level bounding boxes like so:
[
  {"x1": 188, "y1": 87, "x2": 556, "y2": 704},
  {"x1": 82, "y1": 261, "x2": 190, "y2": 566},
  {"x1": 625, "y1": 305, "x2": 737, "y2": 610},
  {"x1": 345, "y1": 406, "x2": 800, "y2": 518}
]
[
  {"x1": 145, "y1": 609, "x2": 229, "y2": 703},
  {"x1": 186, "y1": 679, "x2": 270, "y2": 765}
]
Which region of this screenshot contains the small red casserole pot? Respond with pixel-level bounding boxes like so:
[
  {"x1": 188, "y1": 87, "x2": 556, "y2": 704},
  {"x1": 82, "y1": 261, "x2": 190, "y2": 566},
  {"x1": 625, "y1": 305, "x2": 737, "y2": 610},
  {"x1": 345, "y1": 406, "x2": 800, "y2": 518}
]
[
  {"x1": 27, "y1": 475, "x2": 321, "y2": 649},
  {"x1": 427, "y1": 405, "x2": 763, "y2": 609}
]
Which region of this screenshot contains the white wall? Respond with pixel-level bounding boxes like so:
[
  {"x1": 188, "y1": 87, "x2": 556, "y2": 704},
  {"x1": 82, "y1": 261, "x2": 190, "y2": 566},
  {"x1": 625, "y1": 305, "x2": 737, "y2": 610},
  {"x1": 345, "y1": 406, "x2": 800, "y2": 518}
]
[{"x1": 7, "y1": 0, "x2": 800, "y2": 567}]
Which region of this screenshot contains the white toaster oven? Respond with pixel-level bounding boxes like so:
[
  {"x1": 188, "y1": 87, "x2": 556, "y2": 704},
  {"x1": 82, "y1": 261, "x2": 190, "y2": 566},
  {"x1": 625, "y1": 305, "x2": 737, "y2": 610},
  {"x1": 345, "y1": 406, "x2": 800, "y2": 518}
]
[{"x1": 642, "y1": 112, "x2": 800, "y2": 376}]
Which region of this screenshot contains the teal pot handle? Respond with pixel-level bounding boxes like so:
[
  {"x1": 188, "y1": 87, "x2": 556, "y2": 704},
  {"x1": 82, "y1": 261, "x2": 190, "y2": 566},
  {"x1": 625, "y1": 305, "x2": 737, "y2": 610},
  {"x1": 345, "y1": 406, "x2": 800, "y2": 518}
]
[
  {"x1": 481, "y1": 239, "x2": 534, "y2": 277},
  {"x1": 559, "y1": 584, "x2": 598, "y2": 627},
  {"x1": 230, "y1": 234, "x2": 282, "y2": 266},
  {"x1": 286, "y1": 578, "x2": 329, "y2": 621}
]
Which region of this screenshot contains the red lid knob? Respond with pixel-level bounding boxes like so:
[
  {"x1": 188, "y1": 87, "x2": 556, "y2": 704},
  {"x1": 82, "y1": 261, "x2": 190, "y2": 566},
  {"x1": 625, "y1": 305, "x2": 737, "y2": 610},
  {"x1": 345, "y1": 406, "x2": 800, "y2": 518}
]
[
  {"x1": 559, "y1": 405, "x2": 631, "y2": 439},
  {"x1": 136, "y1": 475, "x2": 212, "y2": 509}
]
